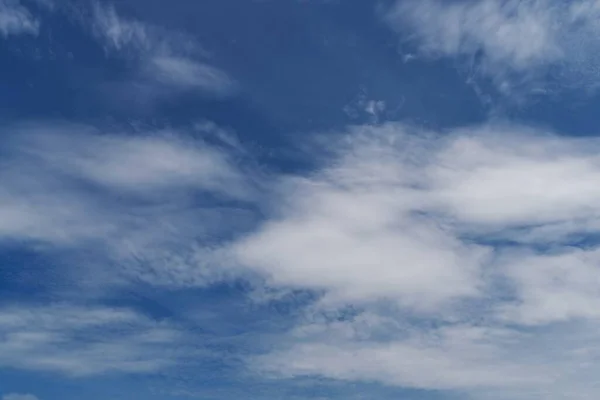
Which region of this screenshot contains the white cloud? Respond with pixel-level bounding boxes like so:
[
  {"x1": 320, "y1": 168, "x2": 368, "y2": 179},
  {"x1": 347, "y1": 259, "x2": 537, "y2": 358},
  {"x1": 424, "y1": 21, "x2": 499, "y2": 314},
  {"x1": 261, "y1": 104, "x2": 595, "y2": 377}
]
[
  {"x1": 0, "y1": 0, "x2": 39, "y2": 37},
  {"x1": 255, "y1": 325, "x2": 547, "y2": 390},
  {"x1": 92, "y1": 2, "x2": 150, "y2": 53},
  {"x1": 3, "y1": 394, "x2": 39, "y2": 400},
  {"x1": 233, "y1": 179, "x2": 489, "y2": 311},
  {"x1": 92, "y1": 3, "x2": 235, "y2": 95},
  {"x1": 254, "y1": 316, "x2": 600, "y2": 400},
  {"x1": 148, "y1": 55, "x2": 235, "y2": 95},
  {"x1": 387, "y1": 0, "x2": 560, "y2": 70},
  {"x1": 0, "y1": 304, "x2": 186, "y2": 376},
  {"x1": 386, "y1": 0, "x2": 600, "y2": 92},
  {"x1": 11, "y1": 124, "x2": 248, "y2": 195},
  {"x1": 7, "y1": 118, "x2": 600, "y2": 398},
  {"x1": 497, "y1": 247, "x2": 600, "y2": 325},
  {"x1": 232, "y1": 123, "x2": 600, "y2": 312},
  {"x1": 228, "y1": 122, "x2": 600, "y2": 399},
  {"x1": 0, "y1": 122, "x2": 254, "y2": 286},
  {"x1": 427, "y1": 126, "x2": 600, "y2": 228}
]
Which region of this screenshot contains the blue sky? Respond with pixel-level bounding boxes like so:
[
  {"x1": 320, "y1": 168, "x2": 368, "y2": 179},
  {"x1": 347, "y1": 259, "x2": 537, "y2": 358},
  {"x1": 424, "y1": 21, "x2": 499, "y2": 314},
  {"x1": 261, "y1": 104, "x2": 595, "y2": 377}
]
[{"x1": 4, "y1": 0, "x2": 600, "y2": 399}]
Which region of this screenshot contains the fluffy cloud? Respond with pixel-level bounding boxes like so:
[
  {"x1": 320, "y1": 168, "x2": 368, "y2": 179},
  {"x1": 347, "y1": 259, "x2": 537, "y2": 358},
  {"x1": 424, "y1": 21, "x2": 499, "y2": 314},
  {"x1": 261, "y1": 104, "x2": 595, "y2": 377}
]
[
  {"x1": 233, "y1": 123, "x2": 600, "y2": 311},
  {"x1": 230, "y1": 122, "x2": 600, "y2": 399},
  {"x1": 0, "y1": 0, "x2": 39, "y2": 37},
  {"x1": 92, "y1": 2, "x2": 235, "y2": 96},
  {"x1": 386, "y1": 0, "x2": 600, "y2": 92},
  {"x1": 6, "y1": 118, "x2": 600, "y2": 398}
]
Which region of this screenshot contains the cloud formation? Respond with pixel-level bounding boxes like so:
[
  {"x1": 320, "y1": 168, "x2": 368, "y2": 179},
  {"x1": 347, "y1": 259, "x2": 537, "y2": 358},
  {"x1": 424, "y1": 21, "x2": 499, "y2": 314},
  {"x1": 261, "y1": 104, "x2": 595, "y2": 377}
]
[
  {"x1": 147, "y1": 55, "x2": 234, "y2": 95},
  {"x1": 7, "y1": 1, "x2": 600, "y2": 399},
  {"x1": 0, "y1": 122, "x2": 254, "y2": 286},
  {"x1": 386, "y1": 0, "x2": 600, "y2": 93},
  {"x1": 0, "y1": 0, "x2": 39, "y2": 37},
  {"x1": 229, "y1": 122, "x2": 600, "y2": 399},
  {"x1": 4, "y1": 118, "x2": 600, "y2": 398},
  {"x1": 5, "y1": 119, "x2": 600, "y2": 398},
  {"x1": 3, "y1": 394, "x2": 39, "y2": 400},
  {"x1": 0, "y1": 304, "x2": 186, "y2": 376},
  {"x1": 234, "y1": 123, "x2": 600, "y2": 309},
  {"x1": 92, "y1": 2, "x2": 235, "y2": 96}
]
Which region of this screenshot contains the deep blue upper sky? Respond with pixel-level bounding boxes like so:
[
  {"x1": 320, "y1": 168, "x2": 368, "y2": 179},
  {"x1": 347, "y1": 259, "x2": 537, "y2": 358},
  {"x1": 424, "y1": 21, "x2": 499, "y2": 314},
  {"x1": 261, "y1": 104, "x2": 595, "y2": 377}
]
[{"x1": 4, "y1": 1, "x2": 600, "y2": 400}]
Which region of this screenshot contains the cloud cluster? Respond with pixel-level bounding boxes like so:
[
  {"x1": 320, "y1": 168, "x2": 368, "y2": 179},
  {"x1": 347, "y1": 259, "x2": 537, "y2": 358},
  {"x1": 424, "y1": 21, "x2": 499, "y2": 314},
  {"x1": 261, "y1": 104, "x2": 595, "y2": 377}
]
[
  {"x1": 229, "y1": 122, "x2": 600, "y2": 399},
  {"x1": 5, "y1": 118, "x2": 600, "y2": 398},
  {"x1": 3, "y1": 1, "x2": 600, "y2": 399},
  {"x1": 5, "y1": 113, "x2": 600, "y2": 398},
  {"x1": 0, "y1": 0, "x2": 39, "y2": 37},
  {"x1": 234, "y1": 123, "x2": 600, "y2": 310},
  {"x1": 92, "y1": 2, "x2": 235, "y2": 96},
  {"x1": 386, "y1": 0, "x2": 600, "y2": 93}
]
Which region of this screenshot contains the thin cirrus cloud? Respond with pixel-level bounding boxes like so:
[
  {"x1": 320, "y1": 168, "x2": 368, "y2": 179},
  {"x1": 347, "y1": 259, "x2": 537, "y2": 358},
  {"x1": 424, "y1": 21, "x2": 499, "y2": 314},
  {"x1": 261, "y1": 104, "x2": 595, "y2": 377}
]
[
  {"x1": 0, "y1": 122, "x2": 254, "y2": 380},
  {"x1": 385, "y1": 0, "x2": 600, "y2": 93},
  {"x1": 148, "y1": 56, "x2": 235, "y2": 96},
  {"x1": 0, "y1": 304, "x2": 187, "y2": 376},
  {"x1": 227, "y1": 122, "x2": 600, "y2": 399},
  {"x1": 0, "y1": 0, "x2": 39, "y2": 37},
  {"x1": 0, "y1": 122, "x2": 255, "y2": 287},
  {"x1": 3, "y1": 395, "x2": 40, "y2": 400},
  {"x1": 91, "y1": 2, "x2": 236, "y2": 96},
  {"x1": 10, "y1": 123, "x2": 249, "y2": 195}
]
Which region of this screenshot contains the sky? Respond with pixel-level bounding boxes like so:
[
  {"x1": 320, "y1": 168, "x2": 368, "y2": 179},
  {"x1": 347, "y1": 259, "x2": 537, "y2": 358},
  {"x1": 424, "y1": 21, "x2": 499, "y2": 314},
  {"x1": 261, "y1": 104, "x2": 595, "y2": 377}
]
[{"x1": 4, "y1": 0, "x2": 600, "y2": 399}]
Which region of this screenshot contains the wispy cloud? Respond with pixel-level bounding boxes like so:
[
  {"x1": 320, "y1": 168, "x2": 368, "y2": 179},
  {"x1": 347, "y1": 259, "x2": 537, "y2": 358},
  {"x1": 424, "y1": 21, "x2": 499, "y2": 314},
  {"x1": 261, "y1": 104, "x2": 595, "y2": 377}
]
[
  {"x1": 147, "y1": 55, "x2": 235, "y2": 96},
  {"x1": 11, "y1": 123, "x2": 248, "y2": 195},
  {"x1": 3, "y1": 394, "x2": 40, "y2": 400},
  {"x1": 386, "y1": 0, "x2": 600, "y2": 93},
  {"x1": 0, "y1": 0, "x2": 39, "y2": 37},
  {"x1": 91, "y1": 2, "x2": 235, "y2": 96},
  {"x1": 0, "y1": 121, "x2": 255, "y2": 287},
  {"x1": 0, "y1": 304, "x2": 187, "y2": 376},
  {"x1": 92, "y1": 2, "x2": 151, "y2": 53}
]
